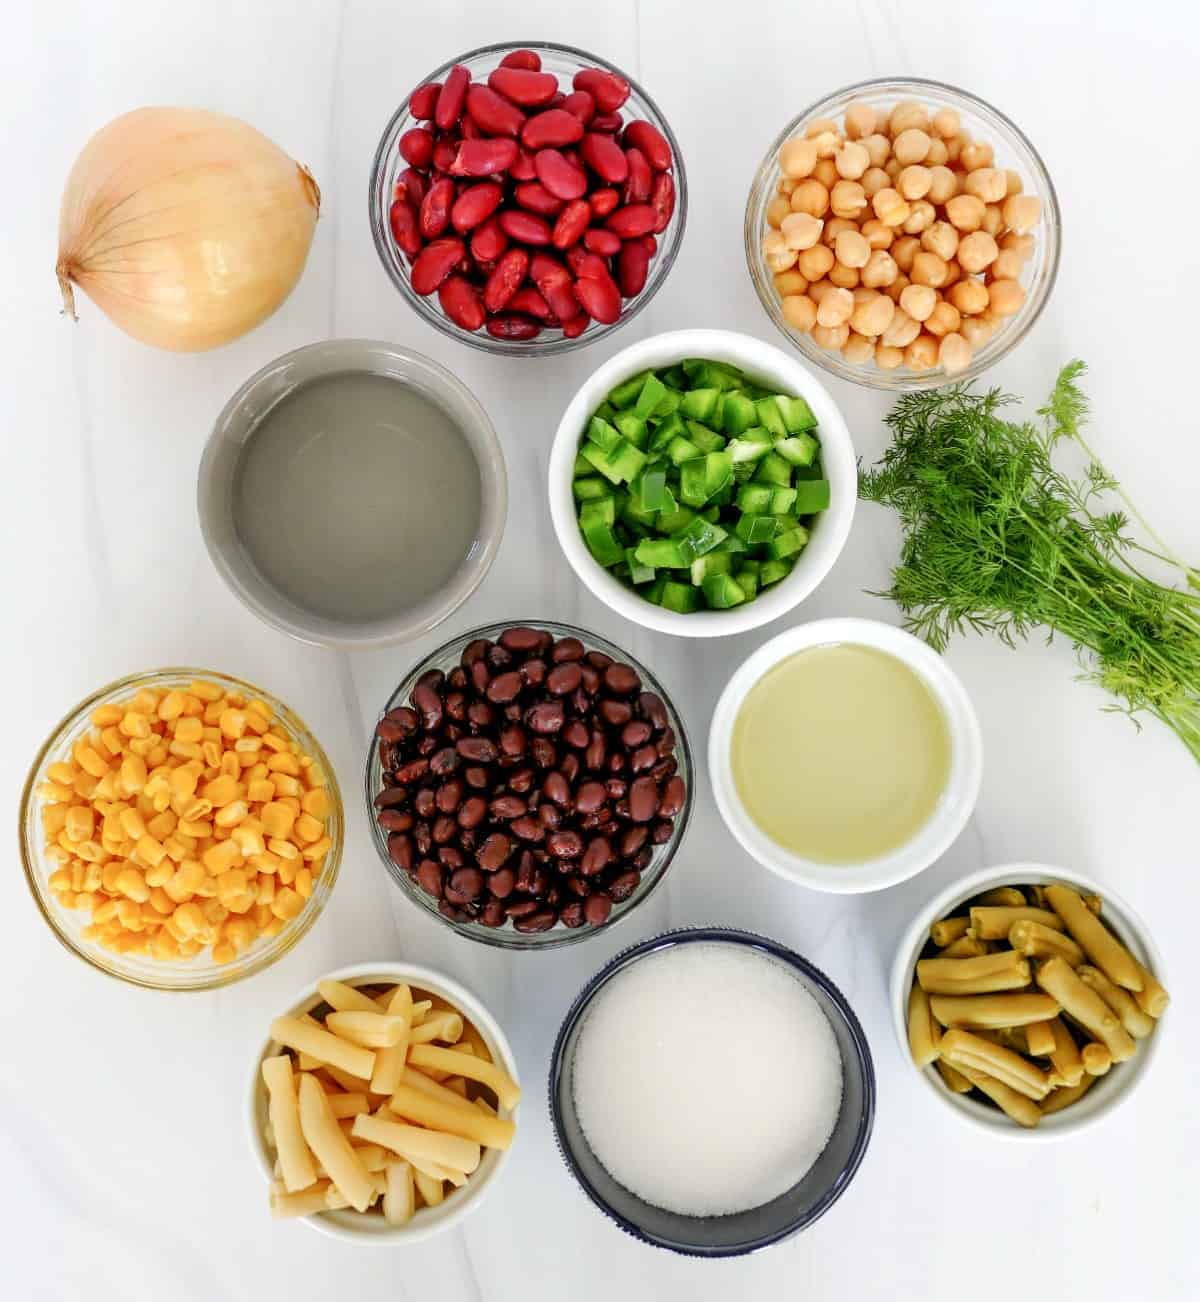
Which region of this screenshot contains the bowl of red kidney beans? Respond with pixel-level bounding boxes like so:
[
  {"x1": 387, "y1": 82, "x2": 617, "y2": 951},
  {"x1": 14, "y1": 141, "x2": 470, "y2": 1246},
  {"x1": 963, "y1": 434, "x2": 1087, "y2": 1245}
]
[
  {"x1": 366, "y1": 621, "x2": 693, "y2": 949},
  {"x1": 369, "y1": 42, "x2": 687, "y2": 353}
]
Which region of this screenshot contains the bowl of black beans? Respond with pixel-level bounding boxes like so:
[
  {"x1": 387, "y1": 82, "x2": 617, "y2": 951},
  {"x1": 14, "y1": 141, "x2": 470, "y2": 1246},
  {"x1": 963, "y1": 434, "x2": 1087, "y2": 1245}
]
[{"x1": 366, "y1": 621, "x2": 692, "y2": 949}]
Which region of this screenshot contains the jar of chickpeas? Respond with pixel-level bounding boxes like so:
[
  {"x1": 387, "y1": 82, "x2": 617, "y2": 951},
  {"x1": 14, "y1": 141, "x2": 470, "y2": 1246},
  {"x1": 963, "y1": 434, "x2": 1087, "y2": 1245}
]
[
  {"x1": 745, "y1": 78, "x2": 1060, "y2": 389},
  {"x1": 20, "y1": 668, "x2": 343, "y2": 990}
]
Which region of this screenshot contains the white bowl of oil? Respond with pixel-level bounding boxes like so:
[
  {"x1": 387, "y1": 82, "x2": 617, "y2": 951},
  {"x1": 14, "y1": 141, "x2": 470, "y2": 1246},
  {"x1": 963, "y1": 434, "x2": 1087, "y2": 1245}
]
[{"x1": 708, "y1": 618, "x2": 983, "y2": 894}]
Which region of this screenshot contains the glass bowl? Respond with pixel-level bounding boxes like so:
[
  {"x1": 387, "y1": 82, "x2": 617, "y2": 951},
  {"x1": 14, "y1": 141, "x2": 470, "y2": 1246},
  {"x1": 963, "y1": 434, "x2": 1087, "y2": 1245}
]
[
  {"x1": 549, "y1": 928, "x2": 876, "y2": 1256},
  {"x1": 365, "y1": 620, "x2": 693, "y2": 950},
  {"x1": 19, "y1": 668, "x2": 343, "y2": 991},
  {"x1": 369, "y1": 40, "x2": 688, "y2": 356},
  {"x1": 744, "y1": 77, "x2": 1062, "y2": 390}
]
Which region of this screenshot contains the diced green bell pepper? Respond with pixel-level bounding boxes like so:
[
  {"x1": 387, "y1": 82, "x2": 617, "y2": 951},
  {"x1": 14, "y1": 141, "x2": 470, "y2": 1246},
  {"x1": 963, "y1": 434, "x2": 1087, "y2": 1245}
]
[
  {"x1": 735, "y1": 513, "x2": 779, "y2": 544},
  {"x1": 754, "y1": 396, "x2": 788, "y2": 439},
  {"x1": 766, "y1": 524, "x2": 810, "y2": 560},
  {"x1": 701, "y1": 574, "x2": 746, "y2": 609},
  {"x1": 792, "y1": 479, "x2": 831, "y2": 514},
  {"x1": 666, "y1": 436, "x2": 702, "y2": 466},
  {"x1": 609, "y1": 371, "x2": 651, "y2": 409},
  {"x1": 624, "y1": 548, "x2": 656, "y2": 585},
  {"x1": 581, "y1": 518, "x2": 624, "y2": 567},
  {"x1": 580, "y1": 497, "x2": 615, "y2": 529},
  {"x1": 722, "y1": 391, "x2": 758, "y2": 435},
  {"x1": 736, "y1": 483, "x2": 774, "y2": 515},
  {"x1": 614, "y1": 412, "x2": 648, "y2": 449},
  {"x1": 753, "y1": 450, "x2": 793, "y2": 487},
  {"x1": 588, "y1": 416, "x2": 621, "y2": 452},
  {"x1": 759, "y1": 558, "x2": 794, "y2": 586},
  {"x1": 691, "y1": 551, "x2": 732, "y2": 585},
  {"x1": 775, "y1": 433, "x2": 819, "y2": 466},
  {"x1": 649, "y1": 411, "x2": 686, "y2": 453},
  {"x1": 635, "y1": 537, "x2": 689, "y2": 568},
  {"x1": 573, "y1": 476, "x2": 610, "y2": 501},
  {"x1": 674, "y1": 514, "x2": 727, "y2": 561},
  {"x1": 769, "y1": 486, "x2": 798, "y2": 514},
  {"x1": 634, "y1": 468, "x2": 668, "y2": 513},
  {"x1": 661, "y1": 580, "x2": 701, "y2": 613},
  {"x1": 685, "y1": 420, "x2": 726, "y2": 454},
  {"x1": 734, "y1": 568, "x2": 759, "y2": 600},
  {"x1": 634, "y1": 372, "x2": 669, "y2": 419},
  {"x1": 773, "y1": 394, "x2": 817, "y2": 432},
  {"x1": 643, "y1": 576, "x2": 668, "y2": 605},
  {"x1": 680, "y1": 387, "x2": 720, "y2": 422},
  {"x1": 655, "y1": 502, "x2": 694, "y2": 535}
]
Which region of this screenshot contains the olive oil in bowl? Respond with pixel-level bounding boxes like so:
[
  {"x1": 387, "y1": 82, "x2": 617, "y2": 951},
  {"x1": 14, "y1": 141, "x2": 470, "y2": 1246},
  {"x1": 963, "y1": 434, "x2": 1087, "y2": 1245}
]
[{"x1": 730, "y1": 643, "x2": 952, "y2": 864}]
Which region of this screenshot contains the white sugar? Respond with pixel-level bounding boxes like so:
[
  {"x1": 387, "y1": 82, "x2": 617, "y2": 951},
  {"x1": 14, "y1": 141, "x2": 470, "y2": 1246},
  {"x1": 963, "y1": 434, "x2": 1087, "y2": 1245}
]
[{"x1": 572, "y1": 941, "x2": 843, "y2": 1217}]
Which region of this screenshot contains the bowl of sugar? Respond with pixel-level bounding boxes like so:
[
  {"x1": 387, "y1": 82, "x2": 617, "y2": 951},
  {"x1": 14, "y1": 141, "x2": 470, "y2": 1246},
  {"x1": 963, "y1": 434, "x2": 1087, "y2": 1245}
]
[{"x1": 548, "y1": 927, "x2": 875, "y2": 1256}]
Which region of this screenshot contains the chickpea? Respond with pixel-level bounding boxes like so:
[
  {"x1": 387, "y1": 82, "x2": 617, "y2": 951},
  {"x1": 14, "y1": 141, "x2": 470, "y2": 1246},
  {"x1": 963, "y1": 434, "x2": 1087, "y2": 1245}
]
[
  {"x1": 861, "y1": 219, "x2": 894, "y2": 249},
  {"x1": 812, "y1": 133, "x2": 842, "y2": 164},
  {"x1": 891, "y1": 235, "x2": 920, "y2": 273},
  {"x1": 941, "y1": 258, "x2": 962, "y2": 289},
  {"x1": 905, "y1": 333, "x2": 939, "y2": 371},
  {"x1": 767, "y1": 196, "x2": 792, "y2": 228},
  {"x1": 964, "y1": 167, "x2": 1007, "y2": 203},
  {"x1": 898, "y1": 164, "x2": 933, "y2": 200},
  {"x1": 845, "y1": 101, "x2": 877, "y2": 139},
  {"x1": 797, "y1": 243, "x2": 835, "y2": 281},
  {"x1": 813, "y1": 158, "x2": 839, "y2": 188},
  {"x1": 852, "y1": 286, "x2": 876, "y2": 306},
  {"x1": 812, "y1": 322, "x2": 850, "y2": 350},
  {"x1": 835, "y1": 228, "x2": 871, "y2": 269},
  {"x1": 921, "y1": 220, "x2": 959, "y2": 262},
  {"x1": 884, "y1": 157, "x2": 902, "y2": 182},
  {"x1": 774, "y1": 269, "x2": 809, "y2": 297},
  {"x1": 1005, "y1": 170, "x2": 1023, "y2": 197},
  {"x1": 781, "y1": 294, "x2": 818, "y2": 332},
  {"x1": 931, "y1": 107, "x2": 961, "y2": 139},
  {"x1": 885, "y1": 272, "x2": 910, "y2": 302},
  {"x1": 924, "y1": 298, "x2": 962, "y2": 338},
  {"x1": 946, "y1": 194, "x2": 986, "y2": 232},
  {"x1": 893, "y1": 128, "x2": 932, "y2": 166},
  {"x1": 807, "y1": 278, "x2": 835, "y2": 304},
  {"x1": 911, "y1": 250, "x2": 950, "y2": 287},
  {"x1": 791, "y1": 179, "x2": 830, "y2": 218},
  {"x1": 948, "y1": 278, "x2": 990, "y2": 315},
  {"x1": 960, "y1": 141, "x2": 994, "y2": 171},
  {"x1": 873, "y1": 187, "x2": 911, "y2": 227},
  {"x1": 991, "y1": 249, "x2": 1025, "y2": 280},
  {"x1": 850, "y1": 292, "x2": 895, "y2": 337},
  {"x1": 861, "y1": 249, "x2": 899, "y2": 288},
  {"x1": 927, "y1": 165, "x2": 958, "y2": 204},
  {"x1": 1000, "y1": 231, "x2": 1036, "y2": 260},
  {"x1": 804, "y1": 117, "x2": 841, "y2": 139},
  {"x1": 862, "y1": 133, "x2": 892, "y2": 167},
  {"x1": 1003, "y1": 193, "x2": 1042, "y2": 235},
  {"x1": 780, "y1": 137, "x2": 819, "y2": 179},
  {"x1": 778, "y1": 178, "x2": 797, "y2": 197},
  {"x1": 861, "y1": 166, "x2": 892, "y2": 198},
  {"x1": 822, "y1": 216, "x2": 856, "y2": 247},
  {"x1": 988, "y1": 278, "x2": 1026, "y2": 316},
  {"x1": 763, "y1": 230, "x2": 798, "y2": 273},
  {"x1": 902, "y1": 200, "x2": 936, "y2": 234},
  {"x1": 890, "y1": 101, "x2": 931, "y2": 135},
  {"x1": 828, "y1": 260, "x2": 860, "y2": 288},
  {"x1": 982, "y1": 204, "x2": 1004, "y2": 237},
  {"x1": 781, "y1": 211, "x2": 825, "y2": 250},
  {"x1": 876, "y1": 343, "x2": 905, "y2": 369},
  {"x1": 960, "y1": 315, "x2": 994, "y2": 348},
  {"x1": 830, "y1": 180, "x2": 869, "y2": 219},
  {"x1": 882, "y1": 306, "x2": 921, "y2": 348},
  {"x1": 899, "y1": 282, "x2": 937, "y2": 321},
  {"x1": 925, "y1": 137, "x2": 949, "y2": 166},
  {"x1": 835, "y1": 140, "x2": 871, "y2": 179},
  {"x1": 842, "y1": 331, "x2": 876, "y2": 364},
  {"x1": 945, "y1": 132, "x2": 966, "y2": 164},
  {"x1": 816, "y1": 286, "x2": 855, "y2": 328},
  {"x1": 956, "y1": 230, "x2": 999, "y2": 273},
  {"x1": 939, "y1": 332, "x2": 973, "y2": 374}
]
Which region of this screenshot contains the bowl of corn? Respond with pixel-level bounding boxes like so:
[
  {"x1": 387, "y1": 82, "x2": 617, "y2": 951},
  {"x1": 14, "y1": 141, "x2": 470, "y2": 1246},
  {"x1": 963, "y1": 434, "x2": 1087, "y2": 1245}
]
[{"x1": 19, "y1": 668, "x2": 343, "y2": 991}]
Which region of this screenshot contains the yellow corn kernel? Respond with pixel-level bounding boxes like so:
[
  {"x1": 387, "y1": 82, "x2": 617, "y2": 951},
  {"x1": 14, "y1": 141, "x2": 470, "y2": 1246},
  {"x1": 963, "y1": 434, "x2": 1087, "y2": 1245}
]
[
  {"x1": 294, "y1": 867, "x2": 314, "y2": 899},
  {"x1": 214, "y1": 800, "x2": 249, "y2": 829},
  {"x1": 219, "y1": 751, "x2": 240, "y2": 781},
  {"x1": 115, "y1": 867, "x2": 150, "y2": 902},
  {"x1": 178, "y1": 818, "x2": 212, "y2": 840},
  {"x1": 304, "y1": 764, "x2": 328, "y2": 791},
  {"x1": 175, "y1": 716, "x2": 204, "y2": 745},
  {"x1": 44, "y1": 844, "x2": 71, "y2": 865},
  {"x1": 83, "y1": 862, "x2": 103, "y2": 892},
  {"x1": 153, "y1": 929, "x2": 181, "y2": 960},
  {"x1": 202, "y1": 897, "x2": 229, "y2": 927},
  {"x1": 271, "y1": 887, "x2": 304, "y2": 921},
  {"x1": 169, "y1": 763, "x2": 200, "y2": 798},
  {"x1": 125, "y1": 736, "x2": 155, "y2": 758},
  {"x1": 256, "y1": 873, "x2": 276, "y2": 904},
  {"x1": 146, "y1": 886, "x2": 173, "y2": 915},
  {"x1": 301, "y1": 788, "x2": 331, "y2": 820},
  {"x1": 147, "y1": 809, "x2": 177, "y2": 841},
  {"x1": 38, "y1": 780, "x2": 74, "y2": 803},
  {"x1": 262, "y1": 731, "x2": 289, "y2": 753},
  {"x1": 293, "y1": 813, "x2": 324, "y2": 844},
  {"x1": 69, "y1": 862, "x2": 85, "y2": 893},
  {"x1": 247, "y1": 697, "x2": 274, "y2": 722},
  {"x1": 42, "y1": 804, "x2": 70, "y2": 836},
  {"x1": 116, "y1": 897, "x2": 143, "y2": 928},
  {"x1": 267, "y1": 836, "x2": 299, "y2": 861},
  {"x1": 167, "y1": 739, "x2": 203, "y2": 761},
  {"x1": 266, "y1": 751, "x2": 301, "y2": 776},
  {"x1": 261, "y1": 916, "x2": 285, "y2": 939},
  {"x1": 74, "y1": 745, "x2": 110, "y2": 778},
  {"x1": 65, "y1": 806, "x2": 94, "y2": 842},
  {"x1": 129, "y1": 689, "x2": 160, "y2": 715},
  {"x1": 177, "y1": 939, "x2": 203, "y2": 957},
  {"x1": 201, "y1": 741, "x2": 222, "y2": 769},
  {"x1": 120, "y1": 753, "x2": 148, "y2": 793},
  {"x1": 100, "y1": 861, "x2": 123, "y2": 892},
  {"x1": 145, "y1": 743, "x2": 169, "y2": 768},
  {"x1": 74, "y1": 889, "x2": 96, "y2": 912},
  {"x1": 301, "y1": 836, "x2": 332, "y2": 862},
  {"x1": 93, "y1": 771, "x2": 117, "y2": 801},
  {"x1": 119, "y1": 807, "x2": 147, "y2": 840},
  {"x1": 191, "y1": 876, "x2": 216, "y2": 899},
  {"x1": 48, "y1": 866, "x2": 72, "y2": 891},
  {"x1": 91, "y1": 704, "x2": 124, "y2": 727},
  {"x1": 249, "y1": 851, "x2": 282, "y2": 875},
  {"x1": 225, "y1": 915, "x2": 258, "y2": 950},
  {"x1": 75, "y1": 839, "x2": 105, "y2": 863},
  {"x1": 142, "y1": 855, "x2": 172, "y2": 889},
  {"x1": 157, "y1": 691, "x2": 186, "y2": 722},
  {"x1": 181, "y1": 797, "x2": 213, "y2": 822},
  {"x1": 201, "y1": 775, "x2": 239, "y2": 807},
  {"x1": 189, "y1": 680, "x2": 223, "y2": 703},
  {"x1": 119, "y1": 711, "x2": 151, "y2": 740},
  {"x1": 246, "y1": 778, "x2": 275, "y2": 804},
  {"x1": 174, "y1": 902, "x2": 207, "y2": 937},
  {"x1": 203, "y1": 840, "x2": 242, "y2": 875},
  {"x1": 72, "y1": 771, "x2": 99, "y2": 800},
  {"x1": 202, "y1": 701, "x2": 224, "y2": 726},
  {"x1": 46, "y1": 761, "x2": 76, "y2": 786},
  {"x1": 231, "y1": 826, "x2": 265, "y2": 857},
  {"x1": 134, "y1": 834, "x2": 167, "y2": 868},
  {"x1": 212, "y1": 941, "x2": 237, "y2": 964},
  {"x1": 271, "y1": 774, "x2": 301, "y2": 798},
  {"x1": 262, "y1": 802, "x2": 298, "y2": 839},
  {"x1": 218, "y1": 708, "x2": 246, "y2": 741},
  {"x1": 161, "y1": 836, "x2": 187, "y2": 863},
  {"x1": 234, "y1": 735, "x2": 262, "y2": 754}
]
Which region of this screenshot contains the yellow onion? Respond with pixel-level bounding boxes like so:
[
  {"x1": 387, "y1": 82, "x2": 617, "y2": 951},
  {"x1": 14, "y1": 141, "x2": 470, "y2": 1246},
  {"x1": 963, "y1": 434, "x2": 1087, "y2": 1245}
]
[{"x1": 56, "y1": 107, "x2": 320, "y2": 352}]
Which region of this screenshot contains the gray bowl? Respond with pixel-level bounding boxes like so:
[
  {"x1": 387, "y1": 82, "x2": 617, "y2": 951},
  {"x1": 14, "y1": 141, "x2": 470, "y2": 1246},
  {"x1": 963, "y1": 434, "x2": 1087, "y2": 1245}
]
[
  {"x1": 198, "y1": 339, "x2": 507, "y2": 647},
  {"x1": 549, "y1": 928, "x2": 875, "y2": 1256}
]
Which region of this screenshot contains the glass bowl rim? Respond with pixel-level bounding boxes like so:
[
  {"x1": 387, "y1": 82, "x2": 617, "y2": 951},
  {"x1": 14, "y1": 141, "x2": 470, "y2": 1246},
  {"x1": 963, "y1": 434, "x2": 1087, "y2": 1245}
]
[
  {"x1": 743, "y1": 74, "x2": 1063, "y2": 391},
  {"x1": 368, "y1": 38, "x2": 690, "y2": 358},
  {"x1": 547, "y1": 925, "x2": 877, "y2": 1256},
  {"x1": 363, "y1": 618, "x2": 694, "y2": 950},
  {"x1": 19, "y1": 666, "x2": 344, "y2": 991}
]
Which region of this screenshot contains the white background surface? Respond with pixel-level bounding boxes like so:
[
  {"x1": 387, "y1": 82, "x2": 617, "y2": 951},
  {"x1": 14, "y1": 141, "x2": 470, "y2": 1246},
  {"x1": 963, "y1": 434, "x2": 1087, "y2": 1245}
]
[{"x1": 4, "y1": 1, "x2": 1196, "y2": 1298}]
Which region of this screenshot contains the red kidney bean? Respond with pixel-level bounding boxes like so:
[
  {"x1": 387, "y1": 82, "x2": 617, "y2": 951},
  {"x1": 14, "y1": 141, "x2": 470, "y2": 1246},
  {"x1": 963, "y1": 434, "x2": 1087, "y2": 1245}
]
[
  {"x1": 580, "y1": 132, "x2": 629, "y2": 183},
  {"x1": 617, "y1": 238, "x2": 650, "y2": 296},
  {"x1": 628, "y1": 776, "x2": 659, "y2": 822},
  {"x1": 399, "y1": 127, "x2": 434, "y2": 169},
  {"x1": 560, "y1": 901, "x2": 585, "y2": 927},
  {"x1": 658, "y1": 775, "x2": 686, "y2": 818},
  {"x1": 526, "y1": 700, "x2": 565, "y2": 733},
  {"x1": 487, "y1": 66, "x2": 558, "y2": 106},
  {"x1": 467, "y1": 699, "x2": 494, "y2": 728},
  {"x1": 513, "y1": 182, "x2": 565, "y2": 217},
  {"x1": 604, "y1": 663, "x2": 640, "y2": 694},
  {"x1": 642, "y1": 233, "x2": 658, "y2": 255},
  {"x1": 551, "y1": 199, "x2": 591, "y2": 250},
  {"x1": 389, "y1": 200, "x2": 422, "y2": 257},
  {"x1": 485, "y1": 315, "x2": 541, "y2": 340},
  {"x1": 508, "y1": 286, "x2": 552, "y2": 320},
  {"x1": 476, "y1": 833, "x2": 512, "y2": 872},
  {"x1": 605, "y1": 203, "x2": 658, "y2": 239},
  {"x1": 514, "y1": 910, "x2": 557, "y2": 933},
  {"x1": 581, "y1": 837, "x2": 614, "y2": 876},
  {"x1": 378, "y1": 809, "x2": 414, "y2": 834},
  {"x1": 574, "y1": 273, "x2": 622, "y2": 324},
  {"x1": 480, "y1": 899, "x2": 506, "y2": 927},
  {"x1": 410, "y1": 237, "x2": 464, "y2": 295},
  {"x1": 530, "y1": 252, "x2": 579, "y2": 321},
  {"x1": 436, "y1": 779, "x2": 464, "y2": 814},
  {"x1": 621, "y1": 720, "x2": 652, "y2": 749},
  {"x1": 446, "y1": 867, "x2": 485, "y2": 903},
  {"x1": 561, "y1": 311, "x2": 590, "y2": 339},
  {"x1": 599, "y1": 699, "x2": 633, "y2": 727},
  {"x1": 470, "y1": 216, "x2": 508, "y2": 263},
  {"x1": 583, "y1": 228, "x2": 621, "y2": 256},
  {"x1": 482, "y1": 248, "x2": 528, "y2": 314},
  {"x1": 560, "y1": 90, "x2": 596, "y2": 124},
  {"x1": 552, "y1": 637, "x2": 584, "y2": 662},
  {"x1": 485, "y1": 668, "x2": 524, "y2": 702},
  {"x1": 397, "y1": 167, "x2": 427, "y2": 208},
  {"x1": 538, "y1": 802, "x2": 561, "y2": 830},
  {"x1": 418, "y1": 177, "x2": 455, "y2": 239},
  {"x1": 457, "y1": 736, "x2": 499, "y2": 763},
  {"x1": 531, "y1": 737, "x2": 557, "y2": 768},
  {"x1": 650, "y1": 171, "x2": 675, "y2": 233},
  {"x1": 623, "y1": 146, "x2": 652, "y2": 203},
  {"x1": 374, "y1": 786, "x2": 408, "y2": 809},
  {"x1": 461, "y1": 115, "x2": 482, "y2": 140},
  {"x1": 498, "y1": 209, "x2": 552, "y2": 245},
  {"x1": 622, "y1": 119, "x2": 672, "y2": 171},
  {"x1": 410, "y1": 82, "x2": 441, "y2": 120},
  {"x1": 533, "y1": 148, "x2": 588, "y2": 201},
  {"x1": 546, "y1": 662, "x2": 582, "y2": 695},
  {"x1": 590, "y1": 112, "x2": 625, "y2": 133},
  {"x1": 388, "y1": 833, "x2": 414, "y2": 871},
  {"x1": 466, "y1": 84, "x2": 525, "y2": 137},
  {"x1": 585, "y1": 731, "x2": 606, "y2": 771},
  {"x1": 521, "y1": 108, "x2": 584, "y2": 150},
  {"x1": 511, "y1": 816, "x2": 544, "y2": 843},
  {"x1": 575, "y1": 781, "x2": 607, "y2": 814},
  {"x1": 547, "y1": 830, "x2": 583, "y2": 859},
  {"x1": 499, "y1": 48, "x2": 540, "y2": 70},
  {"x1": 435, "y1": 65, "x2": 470, "y2": 131},
  {"x1": 417, "y1": 859, "x2": 444, "y2": 898},
  {"x1": 450, "y1": 181, "x2": 503, "y2": 233},
  {"x1": 448, "y1": 137, "x2": 519, "y2": 177},
  {"x1": 509, "y1": 147, "x2": 536, "y2": 181},
  {"x1": 521, "y1": 657, "x2": 547, "y2": 687},
  {"x1": 584, "y1": 892, "x2": 613, "y2": 925},
  {"x1": 572, "y1": 68, "x2": 630, "y2": 113},
  {"x1": 438, "y1": 275, "x2": 485, "y2": 330},
  {"x1": 588, "y1": 187, "x2": 621, "y2": 218}
]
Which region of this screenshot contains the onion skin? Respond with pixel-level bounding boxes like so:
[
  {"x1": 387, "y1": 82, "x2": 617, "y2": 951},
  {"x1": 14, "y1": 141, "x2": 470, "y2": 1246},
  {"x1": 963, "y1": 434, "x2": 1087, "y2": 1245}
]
[{"x1": 56, "y1": 107, "x2": 320, "y2": 352}]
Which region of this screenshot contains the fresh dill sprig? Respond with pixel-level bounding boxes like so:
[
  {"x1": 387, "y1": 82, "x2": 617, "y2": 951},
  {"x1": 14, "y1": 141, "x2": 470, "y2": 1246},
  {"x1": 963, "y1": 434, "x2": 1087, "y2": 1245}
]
[{"x1": 859, "y1": 363, "x2": 1200, "y2": 763}]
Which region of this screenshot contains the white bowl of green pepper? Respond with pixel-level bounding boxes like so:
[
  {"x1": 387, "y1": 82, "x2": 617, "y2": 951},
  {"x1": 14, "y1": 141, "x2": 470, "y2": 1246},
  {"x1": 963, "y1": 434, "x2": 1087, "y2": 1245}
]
[{"x1": 547, "y1": 329, "x2": 856, "y2": 638}]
